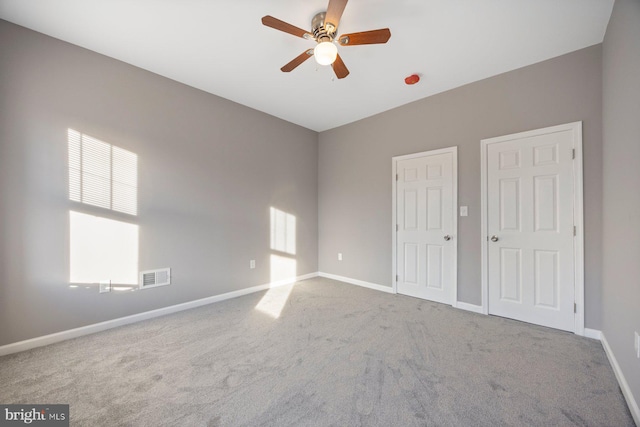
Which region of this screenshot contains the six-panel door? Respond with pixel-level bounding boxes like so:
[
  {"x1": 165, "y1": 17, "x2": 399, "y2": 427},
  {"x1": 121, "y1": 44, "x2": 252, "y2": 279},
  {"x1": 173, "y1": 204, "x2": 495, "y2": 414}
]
[
  {"x1": 396, "y1": 152, "x2": 454, "y2": 304},
  {"x1": 487, "y1": 130, "x2": 575, "y2": 331}
]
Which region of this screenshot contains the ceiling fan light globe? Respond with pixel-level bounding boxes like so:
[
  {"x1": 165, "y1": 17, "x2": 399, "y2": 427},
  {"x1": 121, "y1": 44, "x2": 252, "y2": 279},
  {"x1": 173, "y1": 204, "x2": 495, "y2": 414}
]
[{"x1": 314, "y1": 42, "x2": 338, "y2": 65}]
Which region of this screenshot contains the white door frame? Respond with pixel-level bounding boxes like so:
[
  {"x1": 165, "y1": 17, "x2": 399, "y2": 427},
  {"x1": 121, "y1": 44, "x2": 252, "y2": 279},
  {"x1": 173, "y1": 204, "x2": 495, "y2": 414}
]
[
  {"x1": 480, "y1": 122, "x2": 585, "y2": 335},
  {"x1": 392, "y1": 146, "x2": 458, "y2": 305}
]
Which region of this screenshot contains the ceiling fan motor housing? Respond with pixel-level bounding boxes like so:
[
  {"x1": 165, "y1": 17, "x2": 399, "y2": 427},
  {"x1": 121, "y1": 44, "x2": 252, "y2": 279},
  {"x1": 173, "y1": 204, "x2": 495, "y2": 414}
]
[{"x1": 312, "y1": 12, "x2": 336, "y2": 42}]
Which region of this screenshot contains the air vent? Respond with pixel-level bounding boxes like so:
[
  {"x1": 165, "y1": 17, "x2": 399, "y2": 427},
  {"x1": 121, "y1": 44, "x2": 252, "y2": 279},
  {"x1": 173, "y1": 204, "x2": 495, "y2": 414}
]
[{"x1": 139, "y1": 268, "x2": 171, "y2": 289}]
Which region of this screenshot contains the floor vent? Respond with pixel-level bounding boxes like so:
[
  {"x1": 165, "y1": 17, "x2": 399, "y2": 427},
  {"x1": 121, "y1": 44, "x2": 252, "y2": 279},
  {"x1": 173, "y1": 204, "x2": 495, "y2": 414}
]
[{"x1": 139, "y1": 268, "x2": 171, "y2": 289}]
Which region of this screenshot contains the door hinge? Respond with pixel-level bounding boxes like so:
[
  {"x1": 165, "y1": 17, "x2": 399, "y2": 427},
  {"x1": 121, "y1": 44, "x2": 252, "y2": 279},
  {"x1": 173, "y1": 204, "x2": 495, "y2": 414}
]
[
  {"x1": 396, "y1": 224, "x2": 399, "y2": 232},
  {"x1": 574, "y1": 303, "x2": 577, "y2": 313},
  {"x1": 396, "y1": 174, "x2": 398, "y2": 181},
  {"x1": 573, "y1": 226, "x2": 576, "y2": 236},
  {"x1": 572, "y1": 149, "x2": 576, "y2": 160},
  {"x1": 396, "y1": 275, "x2": 398, "y2": 282}
]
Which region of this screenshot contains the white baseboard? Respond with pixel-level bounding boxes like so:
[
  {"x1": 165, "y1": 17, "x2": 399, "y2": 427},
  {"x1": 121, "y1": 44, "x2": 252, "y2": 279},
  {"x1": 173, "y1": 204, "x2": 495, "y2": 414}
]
[
  {"x1": 318, "y1": 275, "x2": 492, "y2": 316},
  {"x1": 0, "y1": 272, "x2": 319, "y2": 357},
  {"x1": 318, "y1": 272, "x2": 394, "y2": 294},
  {"x1": 454, "y1": 301, "x2": 484, "y2": 314},
  {"x1": 583, "y1": 328, "x2": 602, "y2": 340},
  {"x1": 317, "y1": 276, "x2": 606, "y2": 345},
  {"x1": 601, "y1": 333, "x2": 640, "y2": 426}
]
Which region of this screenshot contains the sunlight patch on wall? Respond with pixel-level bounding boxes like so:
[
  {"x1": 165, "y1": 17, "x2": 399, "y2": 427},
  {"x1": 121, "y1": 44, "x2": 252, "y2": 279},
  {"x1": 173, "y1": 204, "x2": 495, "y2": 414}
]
[
  {"x1": 68, "y1": 129, "x2": 137, "y2": 216},
  {"x1": 69, "y1": 211, "x2": 138, "y2": 285},
  {"x1": 256, "y1": 208, "x2": 298, "y2": 318},
  {"x1": 270, "y1": 207, "x2": 296, "y2": 255},
  {"x1": 270, "y1": 254, "x2": 297, "y2": 284},
  {"x1": 255, "y1": 255, "x2": 297, "y2": 318}
]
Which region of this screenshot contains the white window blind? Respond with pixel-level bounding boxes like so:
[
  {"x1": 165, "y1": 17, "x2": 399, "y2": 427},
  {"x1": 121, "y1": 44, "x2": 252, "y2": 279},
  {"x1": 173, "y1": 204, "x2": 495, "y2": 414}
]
[{"x1": 68, "y1": 129, "x2": 137, "y2": 215}]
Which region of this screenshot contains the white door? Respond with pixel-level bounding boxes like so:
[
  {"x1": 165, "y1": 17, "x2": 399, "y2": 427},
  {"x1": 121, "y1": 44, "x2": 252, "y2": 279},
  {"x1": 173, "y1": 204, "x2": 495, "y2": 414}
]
[
  {"x1": 395, "y1": 148, "x2": 456, "y2": 304},
  {"x1": 485, "y1": 125, "x2": 578, "y2": 331}
]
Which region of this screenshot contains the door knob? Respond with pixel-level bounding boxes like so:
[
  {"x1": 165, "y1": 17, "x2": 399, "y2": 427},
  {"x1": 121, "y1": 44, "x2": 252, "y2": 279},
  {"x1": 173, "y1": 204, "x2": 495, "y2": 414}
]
[
  {"x1": 490, "y1": 235, "x2": 499, "y2": 242},
  {"x1": 444, "y1": 235, "x2": 452, "y2": 241}
]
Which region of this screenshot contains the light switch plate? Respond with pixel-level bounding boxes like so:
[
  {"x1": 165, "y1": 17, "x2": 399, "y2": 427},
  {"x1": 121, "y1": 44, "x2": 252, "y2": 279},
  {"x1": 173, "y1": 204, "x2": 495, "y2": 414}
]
[
  {"x1": 338, "y1": 253, "x2": 343, "y2": 261},
  {"x1": 460, "y1": 206, "x2": 468, "y2": 217},
  {"x1": 99, "y1": 280, "x2": 111, "y2": 293}
]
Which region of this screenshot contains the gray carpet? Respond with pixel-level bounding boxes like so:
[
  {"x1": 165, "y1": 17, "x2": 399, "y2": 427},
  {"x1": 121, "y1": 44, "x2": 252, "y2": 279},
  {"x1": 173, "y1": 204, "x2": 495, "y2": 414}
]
[{"x1": 0, "y1": 277, "x2": 634, "y2": 426}]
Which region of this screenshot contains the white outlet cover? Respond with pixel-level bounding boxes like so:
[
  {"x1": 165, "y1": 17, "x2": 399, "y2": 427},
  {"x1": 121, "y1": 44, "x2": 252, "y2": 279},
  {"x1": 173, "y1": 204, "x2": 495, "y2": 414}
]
[
  {"x1": 250, "y1": 260, "x2": 255, "y2": 269},
  {"x1": 338, "y1": 253, "x2": 343, "y2": 261}
]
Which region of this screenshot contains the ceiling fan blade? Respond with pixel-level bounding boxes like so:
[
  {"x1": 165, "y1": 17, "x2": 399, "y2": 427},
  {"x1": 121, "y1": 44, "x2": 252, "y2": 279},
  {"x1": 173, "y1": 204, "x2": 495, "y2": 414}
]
[
  {"x1": 262, "y1": 15, "x2": 312, "y2": 39},
  {"x1": 325, "y1": 0, "x2": 348, "y2": 30},
  {"x1": 281, "y1": 50, "x2": 314, "y2": 72},
  {"x1": 331, "y1": 54, "x2": 349, "y2": 79},
  {"x1": 337, "y1": 28, "x2": 391, "y2": 46}
]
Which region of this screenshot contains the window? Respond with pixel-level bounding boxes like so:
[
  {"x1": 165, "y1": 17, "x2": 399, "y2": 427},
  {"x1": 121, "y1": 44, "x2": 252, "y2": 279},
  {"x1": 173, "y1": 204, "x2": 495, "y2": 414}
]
[
  {"x1": 68, "y1": 129, "x2": 139, "y2": 285},
  {"x1": 68, "y1": 129, "x2": 137, "y2": 216}
]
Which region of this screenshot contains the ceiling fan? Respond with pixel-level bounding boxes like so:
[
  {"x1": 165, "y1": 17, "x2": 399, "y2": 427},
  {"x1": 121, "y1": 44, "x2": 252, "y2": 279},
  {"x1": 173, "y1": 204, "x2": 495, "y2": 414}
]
[{"x1": 261, "y1": 0, "x2": 391, "y2": 79}]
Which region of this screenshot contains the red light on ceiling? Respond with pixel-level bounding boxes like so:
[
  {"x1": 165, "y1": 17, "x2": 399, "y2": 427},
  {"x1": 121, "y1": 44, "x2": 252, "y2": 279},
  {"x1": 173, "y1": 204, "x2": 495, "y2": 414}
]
[{"x1": 404, "y1": 74, "x2": 420, "y2": 85}]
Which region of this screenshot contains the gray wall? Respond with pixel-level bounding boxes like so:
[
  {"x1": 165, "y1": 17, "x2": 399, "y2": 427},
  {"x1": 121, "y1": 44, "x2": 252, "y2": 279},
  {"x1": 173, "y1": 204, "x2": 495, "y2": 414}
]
[
  {"x1": 0, "y1": 14, "x2": 623, "y2": 354},
  {"x1": 0, "y1": 20, "x2": 318, "y2": 346},
  {"x1": 602, "y1": 0, "x2": 640, "y2": 409},
  {"x1": 319, "y1": 45, "x2": 603, "y2": 328}
]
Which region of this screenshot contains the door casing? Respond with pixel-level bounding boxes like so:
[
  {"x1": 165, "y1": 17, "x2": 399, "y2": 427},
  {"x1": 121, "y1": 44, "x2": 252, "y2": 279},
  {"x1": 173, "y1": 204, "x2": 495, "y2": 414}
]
[{"x1": 480, "y1": 122, "x2": 585, "y2": 335}]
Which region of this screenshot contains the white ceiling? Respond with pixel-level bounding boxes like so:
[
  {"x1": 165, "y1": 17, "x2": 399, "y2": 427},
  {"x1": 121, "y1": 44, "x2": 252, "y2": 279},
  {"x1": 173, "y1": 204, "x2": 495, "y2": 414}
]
[{"x1": 0, "y1": 0, "x2": 613, "y2": 132}]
